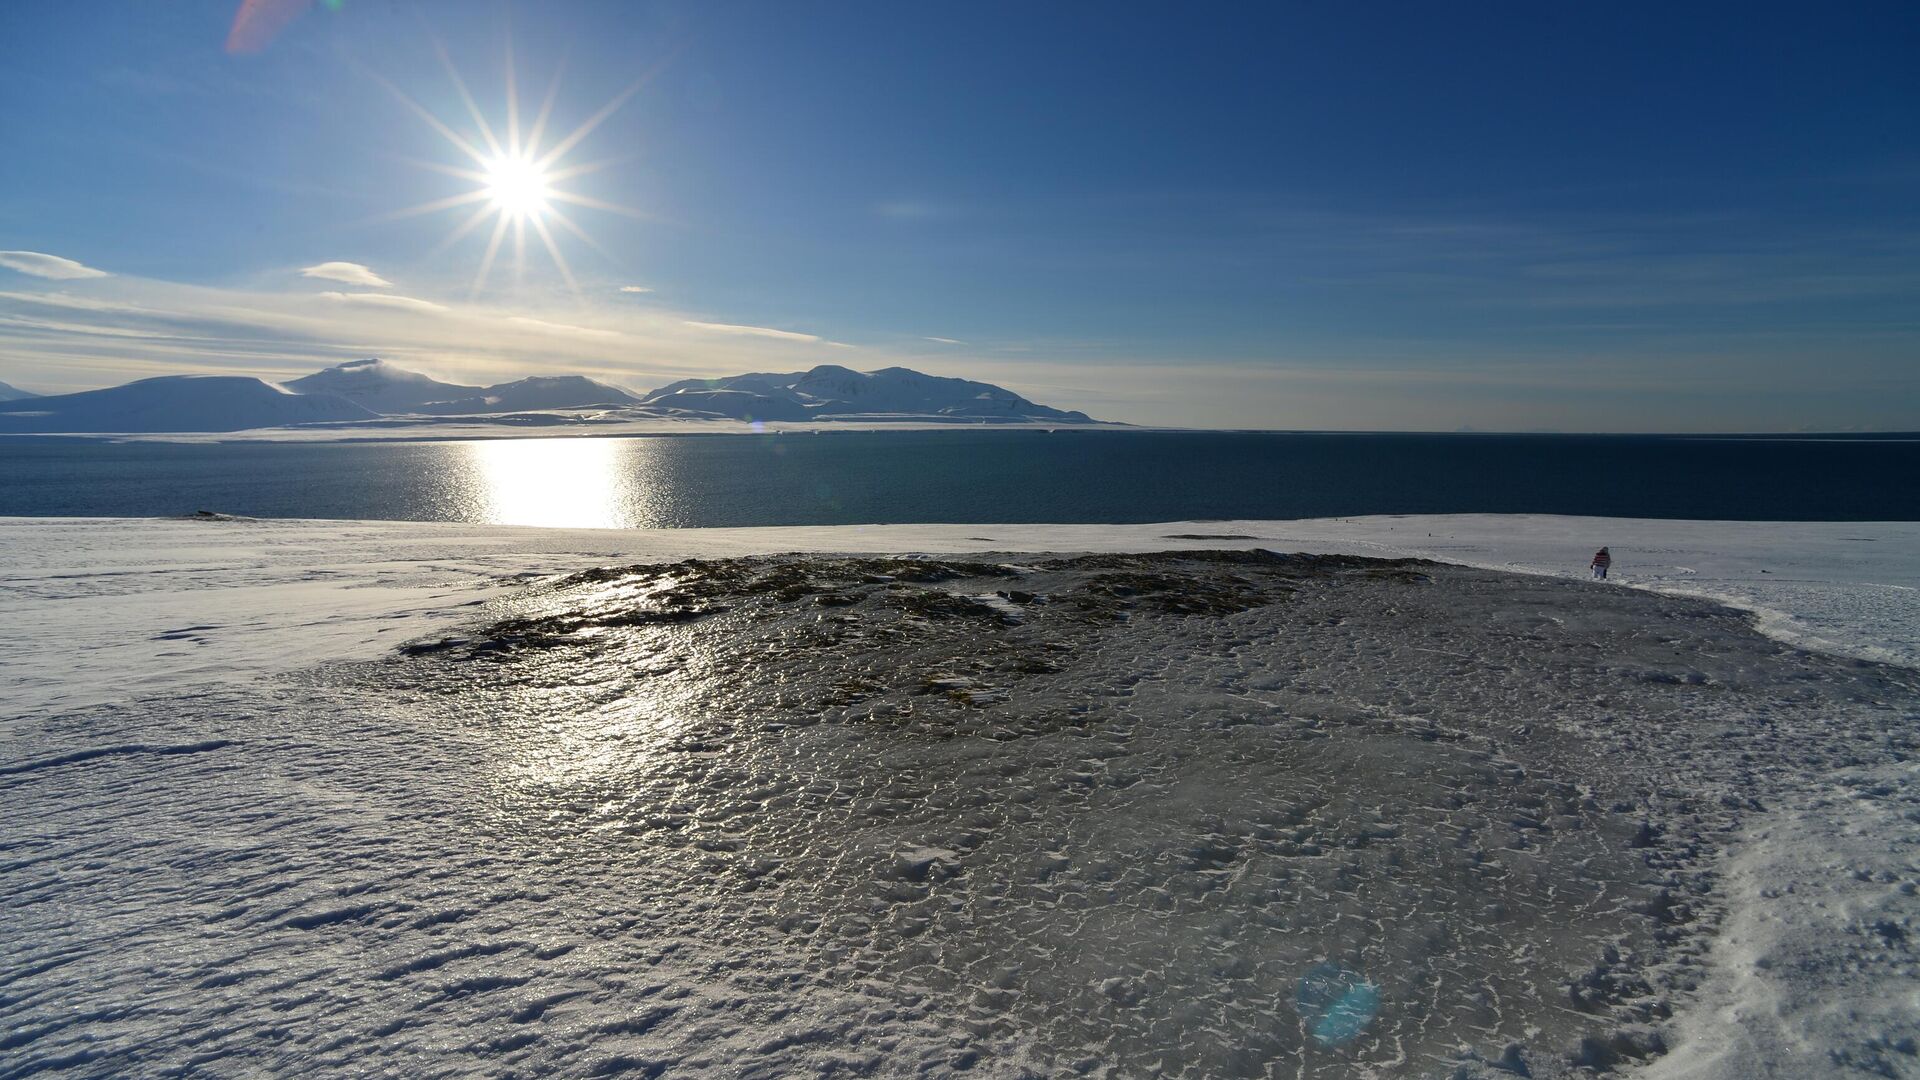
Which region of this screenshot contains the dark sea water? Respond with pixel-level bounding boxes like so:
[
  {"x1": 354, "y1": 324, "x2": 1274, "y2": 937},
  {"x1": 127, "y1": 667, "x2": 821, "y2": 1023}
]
[{"x1": 1, "y1": 430, "x2": 1915, "y2": 527}]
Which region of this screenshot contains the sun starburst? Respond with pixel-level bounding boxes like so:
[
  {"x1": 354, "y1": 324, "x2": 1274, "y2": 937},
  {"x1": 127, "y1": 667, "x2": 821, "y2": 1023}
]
[
  {"x1": 373, "y1": 39, "x2": 665, "y2": 298},
  {"x1": 484, "y1": 155, "x2": 551, "y2": 218}
]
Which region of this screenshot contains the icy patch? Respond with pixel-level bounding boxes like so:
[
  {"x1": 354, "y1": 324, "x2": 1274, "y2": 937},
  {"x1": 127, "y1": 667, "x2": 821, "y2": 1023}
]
[
  {"x1": 11, "y1": 551, "x2": 1913, "y2": 1076},
  {"x1": 3, "y1": 514, "x2": 1913, "y2": 722},
  {"x1": 4, "y1": 517, "x2": 1918, "y2": 1076}
]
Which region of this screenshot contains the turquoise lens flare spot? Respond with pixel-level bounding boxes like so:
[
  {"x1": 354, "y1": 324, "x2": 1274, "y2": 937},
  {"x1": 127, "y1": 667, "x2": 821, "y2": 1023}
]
[{"x1": 1296, "y1": 962, "x2": 1381, "y2": 1047}]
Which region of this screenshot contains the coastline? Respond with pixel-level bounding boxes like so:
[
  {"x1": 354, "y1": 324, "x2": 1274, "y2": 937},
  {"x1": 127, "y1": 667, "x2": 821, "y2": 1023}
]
[
  {"x1": 3, "y1": 425, "x2": 1913, "y2": 447},
  {"x1": 3, "y1": 514, "x2": 1913, "y2": 718},
  {"x1": 0, "y1": 417, "x2": 1141, "y2": 445}
]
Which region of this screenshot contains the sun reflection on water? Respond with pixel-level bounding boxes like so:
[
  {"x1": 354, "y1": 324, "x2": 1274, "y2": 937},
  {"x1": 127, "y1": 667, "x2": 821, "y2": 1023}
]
[{"x1": 458, "y1": 437, "x2": 654, "y2": 529}]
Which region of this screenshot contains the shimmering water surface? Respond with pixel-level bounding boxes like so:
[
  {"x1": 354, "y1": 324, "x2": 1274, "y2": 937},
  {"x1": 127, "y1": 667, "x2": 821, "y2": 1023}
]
[{"x1": 2, "y1": 430, "x2": 1916, "y2": 526}]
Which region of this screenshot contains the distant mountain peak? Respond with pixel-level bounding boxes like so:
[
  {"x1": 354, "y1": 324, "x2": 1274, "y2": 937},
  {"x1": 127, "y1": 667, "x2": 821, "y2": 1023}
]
[
  {"x1": 416, "y1": 374, "x2": 638, "y2": 414},
  {"x1": 317, "y1": 357, "x2": 425, "y2": 376},
  {"x1": 0, "y1": 374, "x2": 375, "y2": 433},
  {"x1": 282, "y1": 360, "x2": 639, "y2": 416},
  {"x1": 284, "y1": 358, "x2": 481, "y2": 413},
  {"x1": 0, "y1": 361, "x2": 1101, "y2": 434},
  {"x1": 639, "y1": 365, "x2": 1096, "y2": 423},
  {"x1": 0, "y1": 379, "x2": 38, "y2": 402}
]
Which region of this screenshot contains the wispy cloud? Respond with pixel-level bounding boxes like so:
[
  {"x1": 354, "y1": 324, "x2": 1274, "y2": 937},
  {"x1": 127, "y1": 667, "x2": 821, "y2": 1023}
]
[
  {"x1": 0, "y1": 251, "x2": 111, "y2": 280},
  {"x1": 300, "y1": 261, "x2": 391, "y2": 288},
  {"x1": 682, "y1": 320, "x2": 856, "y2": 348},
  {"x1": 507, "y1": 315, "x2": 622, "y2": 339},
  {"x1": 683, "y1": 320, "x2": 822, "y2": 343},
  {"x1": 0, "y1": 275, "x2": 899, "y2": 402},
  {"x1": 0, "y1": 314, "x2": 187, "y2": 341},
  {"x1": 924, "y1": 336, "x2": 964, "y2": 345},
  {"x1": 619, "y1": 285, "x2": 653, "y2": 294},
  {"x1": 318, "y1": 291, "x2": 447, "y2": 314},
  {"x1": 0, "y1": 291, "x2": 155, "y2": 315}
]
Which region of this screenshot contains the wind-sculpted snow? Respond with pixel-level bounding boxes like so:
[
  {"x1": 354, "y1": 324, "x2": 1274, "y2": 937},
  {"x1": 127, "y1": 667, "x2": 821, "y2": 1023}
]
[{"x1": 3, "y1": 552, "x2": 1917, "y2": 1077}]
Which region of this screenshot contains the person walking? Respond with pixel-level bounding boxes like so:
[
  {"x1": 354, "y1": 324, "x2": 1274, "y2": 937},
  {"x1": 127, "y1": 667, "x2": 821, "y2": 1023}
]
[{"x1": 1590, "y1": 546, "x2": 1612, "y2": 580}]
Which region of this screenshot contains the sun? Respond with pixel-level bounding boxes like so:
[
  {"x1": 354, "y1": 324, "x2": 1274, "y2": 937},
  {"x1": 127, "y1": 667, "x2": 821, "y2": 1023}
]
[
  {"x1": 373, "y1": 40, "x2": 663, "y2": 297},
  {"x1": 484, "y1": 155, "x2": 551, "y2": 219}
]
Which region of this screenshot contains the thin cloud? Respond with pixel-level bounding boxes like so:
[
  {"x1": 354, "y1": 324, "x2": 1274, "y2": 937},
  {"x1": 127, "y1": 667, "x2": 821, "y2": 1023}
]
[
  {"x1": 0, "y1": 314, "x2": 182, "y2": 341},
  {"x1": 507, "y1": 316, "x2": 622, "y2": 340},
  {"x1": 0, "y1": 288, "x2": 336, "y2": 343},
  {"x1": 619, "y1": 285, "x2": 653, "y2": 294},
  {"x1": 0, "y1": 251, "x2": 110, "y2": 280},
  {"x1": 924, "y1": 336, "x2": 965, "y2": 345},
  {"x1": 0, "y1": 274, "x2": 887, "y2": 398},
  {"x1": 0, "y1": 291, "x2": 156, "y2": 315},
  {"x1": 318, "y1": 291, "x2": 447, "y2": 314},
  {"x1": 684, "y1": 320, "x2": 821, "y2": 343},
  {"x1": 300, "y1": 261, "x2": 391, "y2": 288}
]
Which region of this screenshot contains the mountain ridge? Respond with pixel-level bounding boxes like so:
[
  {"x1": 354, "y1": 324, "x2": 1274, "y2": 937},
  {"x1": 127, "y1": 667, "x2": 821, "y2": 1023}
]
[
  {"x1": 0, "y1": 375, "x2": 377, "y2": 433},
  {"x1": 0, "y1": 360, "x2": 1103, "y2": 433},
  {"x1": 640, "y1": 364, "x2": 1093, "y2": 423},
  {"x1": 283, "y1": 358, "x2": 480, "y2": 413},
  {"x1": 417, "y1": 374, "x2": 640, "y2": 414},
  {"x1": 288, "y1": 359, "x2": 640, "y2": 415}
]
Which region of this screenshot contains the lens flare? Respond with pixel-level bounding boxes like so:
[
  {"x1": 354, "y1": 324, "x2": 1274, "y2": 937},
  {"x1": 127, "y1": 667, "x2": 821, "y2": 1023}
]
[{"x1": 1296, "y1": 962, "x2": 1382, "y2": 1047}]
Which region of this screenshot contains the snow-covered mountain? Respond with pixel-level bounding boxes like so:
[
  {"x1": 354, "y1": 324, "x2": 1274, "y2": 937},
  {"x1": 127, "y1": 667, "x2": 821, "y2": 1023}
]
[
  {"x1": 0, "y1": 375, "x2": 378, "y2": 433},
  {"x1": 0, "y1": 362, "x2": 1097, "y2": 434},
  {"x1": 283, "y1": 358, "x2": 482, "y2": 413},
  {"x1": 0, "y1": 379, "x2": 38, "y2": 401},
  {"x1": 284, "y1": 360, "x2": 1077, "y2": 422},
  {"x1": 640, "y1": 386, "x2": 818, "y2": 422},
  {"x1": 284, "y1": 360, "x2": 634, "y2": 415},
  {"x1": 416, "y1": 375, "x2": 638, "y2": 414},
  {"x1": 639, "y1": 365, "x2": 1093, "y2": 422}
]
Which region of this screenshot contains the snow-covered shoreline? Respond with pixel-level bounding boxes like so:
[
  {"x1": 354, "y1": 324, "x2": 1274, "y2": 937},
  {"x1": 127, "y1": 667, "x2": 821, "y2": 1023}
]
[
  {"x1": 0, "y1": 413, "x2": 1134, "y2": 443},
  {"x1": 3, "y1": 514, "x2": 1913, "y2": 718},
  {"x1": 3, "y1": 513, "x2": 1916, "y2": 1078}
]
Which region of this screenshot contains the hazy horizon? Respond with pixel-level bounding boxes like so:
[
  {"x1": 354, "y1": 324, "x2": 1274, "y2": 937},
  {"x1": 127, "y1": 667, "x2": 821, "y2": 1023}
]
[
  {"x1": 8, "y1": 355, "x2": 1920, "y2": 436},
  {"x1": 2, "y1": 2, "x2": 1916, "y2": 432}
]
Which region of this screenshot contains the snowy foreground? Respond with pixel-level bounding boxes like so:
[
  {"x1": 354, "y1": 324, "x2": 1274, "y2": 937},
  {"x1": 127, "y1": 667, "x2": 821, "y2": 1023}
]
[{"x1": 2, "y1": 515, "x2": 1917, "y2": 1078}]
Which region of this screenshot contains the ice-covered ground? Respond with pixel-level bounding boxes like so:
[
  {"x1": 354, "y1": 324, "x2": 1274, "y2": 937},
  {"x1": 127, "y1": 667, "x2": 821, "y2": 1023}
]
[
  {"x1": 2, "y1": 514, "x2": 1917, "y2": 1078},
  {"x1": 3, "y1": 515, "x2": 1914, "y2": 717}
]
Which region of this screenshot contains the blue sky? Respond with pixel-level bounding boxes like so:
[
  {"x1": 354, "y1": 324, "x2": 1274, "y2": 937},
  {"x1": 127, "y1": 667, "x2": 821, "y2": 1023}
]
[{"x1": 1, "y1": 1, "x2": 1916, "y2": 429}]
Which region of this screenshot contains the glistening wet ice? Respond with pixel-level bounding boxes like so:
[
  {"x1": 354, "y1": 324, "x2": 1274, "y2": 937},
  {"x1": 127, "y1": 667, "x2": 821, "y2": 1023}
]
[{"x1": 4, "y1": 552, "x2": 1915, "y2": 1078}]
